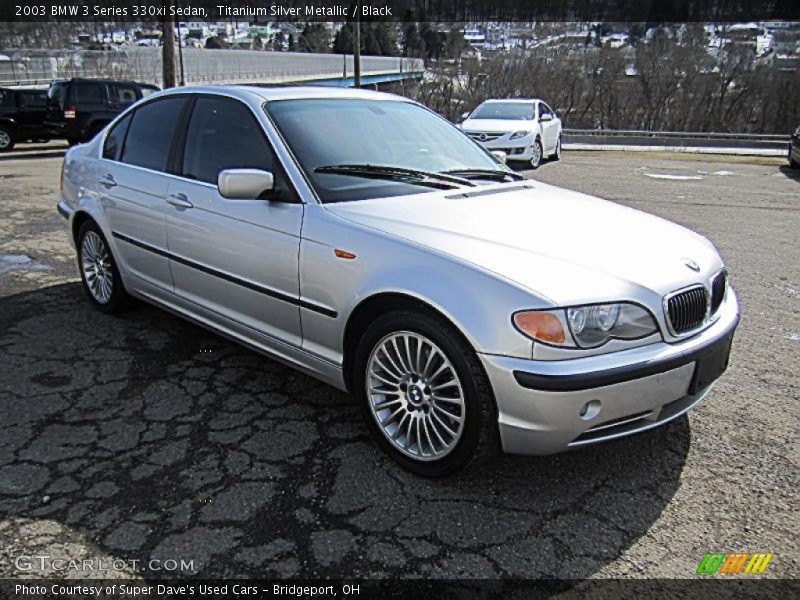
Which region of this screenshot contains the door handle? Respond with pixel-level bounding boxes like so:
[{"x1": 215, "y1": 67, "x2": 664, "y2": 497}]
[
  {"x1": 99, "y1": 173, "x2": 116, "y2": 188},
  {"x1": 166, "y1": 193, "x2": 193, "y2": 209}
]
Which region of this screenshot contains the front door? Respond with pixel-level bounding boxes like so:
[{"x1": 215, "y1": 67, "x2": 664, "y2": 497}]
[
  {"x1": 538, "y1": 102, "x2": 559, "y2": 153},
  {"x1": 165, "y1": 95, "x2": 304, "y2": 346}
]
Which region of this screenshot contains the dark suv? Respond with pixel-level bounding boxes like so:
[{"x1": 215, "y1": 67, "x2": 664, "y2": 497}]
[
  {"x1": 46, "y1": 78, "x2": 160, "y2": 145},
  {"x1": 0, "y1": 87, "x2": 51, "y2": 151}
]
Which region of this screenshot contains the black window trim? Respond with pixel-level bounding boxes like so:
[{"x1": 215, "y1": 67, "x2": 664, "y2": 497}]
[
  {"x1": 102, "y1": 111, "x2": 132, "y2": 162},
  {"x1": 116, "y1": 95, "x2": 191, "y2": 173},
  {"x1": 97, "y1": 90, "x2": 305, "y2": 204},
  {"x1": 171, "y1": 92, "x2": 302, "y2": 203}
]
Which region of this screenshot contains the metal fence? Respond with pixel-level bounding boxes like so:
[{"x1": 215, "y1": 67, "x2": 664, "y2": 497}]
[
  {"x1": 0, "y1": 48, "x2": 424, "y2": 87},
  {"x1": 563, "y1": 129, "x2": 791, "y2": 156}
]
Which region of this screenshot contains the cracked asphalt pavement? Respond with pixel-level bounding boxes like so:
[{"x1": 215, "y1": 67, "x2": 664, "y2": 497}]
[{"x1": 0, "y1": 145, "x2": 797, "y2": 580}]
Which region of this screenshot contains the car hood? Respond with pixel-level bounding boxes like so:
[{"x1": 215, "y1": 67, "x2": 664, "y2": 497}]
[
  {"x1": 326, "y1": 181, "x2": 722, "y2": 306},
  {"x1": 461, "y1": 118, "x2": 536, "y2": 134}
]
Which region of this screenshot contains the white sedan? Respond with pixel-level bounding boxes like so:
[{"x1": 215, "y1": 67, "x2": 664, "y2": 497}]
[{"x1": 460, "y1": 98, "x2": 562, "y2": 169}]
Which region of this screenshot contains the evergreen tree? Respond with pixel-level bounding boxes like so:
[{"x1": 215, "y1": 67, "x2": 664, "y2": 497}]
[{"x1": 298, "y1": 23, "x2": 330, "y2": 53}]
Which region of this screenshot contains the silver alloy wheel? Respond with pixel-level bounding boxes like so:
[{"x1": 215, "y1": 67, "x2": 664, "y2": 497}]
[
  {"x1": 80, "y1": 231, "x2": 113, "y2": 304},
  {"x1": 531, "y1": 140, "x2": 542, "y2": 167},
  {"x1": 0, "y1": 130, "x2": 11, "y2": 149},
  {"x1": 366, "y1": 331, "x2": 466, "y2": 461}
]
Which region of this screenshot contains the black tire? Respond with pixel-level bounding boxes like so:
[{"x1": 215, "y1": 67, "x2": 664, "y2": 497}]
[
  {"x1": 352, "y1": 309, "x2": 499, "y2": 477},
  {"x1": 67, "y1": 137, "x2": 81, "y2": 147},
  {"x1": 550, "y1": 135, "x2": 562, "y2": 161},
  {"x1": 0, "y1": 127, "x2": 15, "y2": 152},
  {"x1": 76, "y1": 220, "x2": 130, "y2": 313},
  {"x1": 790, "y1": 156, "x2": 799, "y2": 169},
  {"x1": 529, "y1": 138, "x2": 543, "y2": 169}
]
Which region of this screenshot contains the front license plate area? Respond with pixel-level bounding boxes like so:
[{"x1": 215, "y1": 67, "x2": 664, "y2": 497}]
[{"x1": 689, "y1": 331, "x2": 734, "y2": 394}]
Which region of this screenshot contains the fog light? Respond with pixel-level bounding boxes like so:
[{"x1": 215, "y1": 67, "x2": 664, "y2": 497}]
[{"x1": 580, "y1": 400, "x2": 601, "y2": 420}]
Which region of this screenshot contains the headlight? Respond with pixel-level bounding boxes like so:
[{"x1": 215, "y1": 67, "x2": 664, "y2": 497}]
[
  {"x1": 514, "y1": 303, "x2": 658, "y2": 349},
  {"x1": 509, "y1": 130, "x2": 530, "y2": 140}
]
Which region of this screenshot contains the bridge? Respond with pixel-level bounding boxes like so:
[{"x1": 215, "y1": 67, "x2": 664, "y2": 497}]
[{"x1": 0, "y1": 47, "x2": 425, "y2": 88}]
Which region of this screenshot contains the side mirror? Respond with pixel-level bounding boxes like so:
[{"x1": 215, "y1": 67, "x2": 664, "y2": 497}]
[
  {"x1": 461, "y1": 111, "x2": 470, "y2": 120},
  {"x1": 539, "y1": 113, "x2": 553, "y2": 122},
  {"x1": 217, "y1": 169, "x2": 274, "y2": 200},
  {"x1": 491, "y1": 150, "x2": 507, "y2": 164}
]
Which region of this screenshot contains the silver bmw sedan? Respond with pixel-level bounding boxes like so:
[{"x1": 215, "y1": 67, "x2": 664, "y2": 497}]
[{"x1": 56, "y1": 86, "x2": 739, "y2": 476}]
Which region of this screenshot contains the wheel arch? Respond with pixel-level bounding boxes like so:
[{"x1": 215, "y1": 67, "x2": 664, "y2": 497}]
[
  {"x1": 70, "y1": 210, "x2": 96, "y2": 244},
  {"x1": 342, "y1": 292, "x2": 474, "y2": 393},
  {"x1": 0, "y1": 117, "x2": 17, "y2": 130}
]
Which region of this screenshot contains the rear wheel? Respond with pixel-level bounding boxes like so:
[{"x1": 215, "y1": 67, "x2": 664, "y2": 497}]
[
  {"x1": 353, "y1": 309, "x2": 498, "y2": 477},
  {"x1": 550, "y1": 135, "x2": 562, "y2": 161},
  {"x1": 790, "y1": 155, "x2": 799, "y2": 169},
  {"x1": 77, "y1": 221, "x2": 129, "y2": 313},
  {"x1": 0, "y1": 127, "x2": 15, "y2": 152}
]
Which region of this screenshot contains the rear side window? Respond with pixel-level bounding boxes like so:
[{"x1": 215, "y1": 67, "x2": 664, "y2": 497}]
[
  {"x1": 48, "y1": 83, "x2": 67, "y2": 107},
  {"x1": 73, "y1": 84, "x2": 104, "y2": 104},
  {"x1": 108, "y1": 84, "x2": 138, "y2": 107},
  {"x1": 121, "y1": 97, "x2": 187, "y2": 172},
  {"x1": 182, "y1": 98, "x2": 271, "y2": 182},
  {"x1": 103, "y1": 113, "x2": 131, "y2": 161},
  {"x1": 19, "y1": 92, "x2": 47, "y2": 107}
]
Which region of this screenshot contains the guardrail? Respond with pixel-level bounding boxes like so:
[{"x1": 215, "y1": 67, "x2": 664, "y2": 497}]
[{"x1": 562, "y1": 129, "x2": 791, "y2": 156}]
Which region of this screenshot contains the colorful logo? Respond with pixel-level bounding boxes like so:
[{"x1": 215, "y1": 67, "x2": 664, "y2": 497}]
[{"x1": 696, "y1": 552, "x2": 774, "y2": 574}]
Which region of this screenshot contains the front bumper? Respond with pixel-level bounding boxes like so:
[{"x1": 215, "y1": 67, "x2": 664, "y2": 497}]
[
  {"x1": 480, "y1": 289, "x2": 740, "y2": 455},
  {"x1": 467, "y1": 133, "x2": 535, "y2": 160}
]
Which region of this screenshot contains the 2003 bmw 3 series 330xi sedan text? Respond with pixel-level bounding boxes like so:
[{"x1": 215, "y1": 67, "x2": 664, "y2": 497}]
[{"x1": 56, "y1": 86, "x2": 739, "y2": 476}]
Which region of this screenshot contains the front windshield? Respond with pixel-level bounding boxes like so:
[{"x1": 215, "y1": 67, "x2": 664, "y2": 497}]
[
  {"x1": 265, "y1": 98, "x2": 501, "y2": 203},
  {"x1": 470, "y1": 102, "x2": 535, "y2": 121}
]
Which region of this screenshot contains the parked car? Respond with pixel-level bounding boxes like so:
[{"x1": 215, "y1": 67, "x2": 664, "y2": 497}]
[
  {"x1": 459, "y1": 98, "x2": 563, "y2": 169},
  {"x1": 0, "y1": 87, "x2": 51, "y2": 151},
  {"x1": 45, "y1": 78, "x2": 159, "y2": 145},
  {"x1": 789, "y1": 125, "x2": 800, "y2": 169},
  {"x1": 57, "y1": 86, "x2": 739, "y2": 476}
]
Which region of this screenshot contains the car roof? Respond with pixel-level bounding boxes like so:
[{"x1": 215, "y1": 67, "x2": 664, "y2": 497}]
[
  {"x1": 481, "y1": 98, "x2": 542, "y2": 104},
  {"x1": 53, "y1": 78, "x2": 139, "y2": 85},
  {"x1": 153, "y1": 84, "x2": 410, "y2": 103}
]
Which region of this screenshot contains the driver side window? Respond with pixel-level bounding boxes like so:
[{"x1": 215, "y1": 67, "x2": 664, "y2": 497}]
[{"x1": 181, "y1": 96, "x2": 297, "y2": 202}]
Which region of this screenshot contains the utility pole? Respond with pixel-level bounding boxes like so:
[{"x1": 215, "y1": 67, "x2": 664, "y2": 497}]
[
  {"x1": 353, "y1": 3, "x2": 361, "y2": 88},
  {"x1": 161, "y1": 1, "x2": 177, "y2": 88},
  {"x1": 175, "y1": 0, "x2": 186, "y2": 85}
]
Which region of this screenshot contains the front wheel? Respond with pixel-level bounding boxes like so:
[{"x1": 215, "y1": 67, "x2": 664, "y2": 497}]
[
  {"x1": 0, "y1": 127, "x2": 15, "y2": 152},
  {"x1": 353, "y1": 309, "x2": 498, "y2": 477},
  {"x1": 529, "y1": 138, "x2": 543, "y2": 169},
  {"x1": 77, "y1": 221, "x2": 130, "y2": 313}
]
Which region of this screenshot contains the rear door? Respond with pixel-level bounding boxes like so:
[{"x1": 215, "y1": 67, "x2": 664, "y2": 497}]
[
  {"x1": 99, "y1": 96, "x2": 189, "y2": 291},
  {"x1": 164, "y1": 95, "x2": 304, "y2": 345}
]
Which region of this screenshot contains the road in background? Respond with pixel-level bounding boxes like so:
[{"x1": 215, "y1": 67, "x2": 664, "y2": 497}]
[{"x1": 0, "y1": 151, "x2": 797, "y2": 579}]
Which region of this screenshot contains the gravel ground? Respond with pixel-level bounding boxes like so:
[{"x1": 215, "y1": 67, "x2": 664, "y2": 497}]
[{"x1": 0, "y1": 145, "x2": 797, "y2": 581}]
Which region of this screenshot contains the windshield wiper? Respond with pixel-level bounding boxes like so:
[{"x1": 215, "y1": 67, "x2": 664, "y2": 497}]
[
  {"x1": 440, "y1": 168, "x2": 525, "y2": 182},
  {"x1": 314, "y1": 164, "x2": 476, "y2": 190}
]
